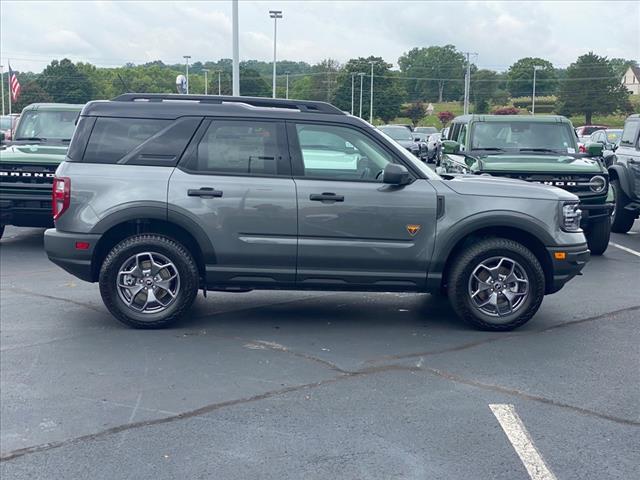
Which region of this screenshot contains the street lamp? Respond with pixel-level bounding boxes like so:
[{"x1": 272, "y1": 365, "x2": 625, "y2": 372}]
[
  {"x1": 285, "y1": 71, "x2": 290, "y2": 99},
  {"x1": 269, "y1": 10, "x2": 283, "y2": 99},
  {"x1": 218, "y1": 70, "x2": 222, "y2": 95},
  {"x1": 351, "y1": 73, "x2": 355, "y2": 115},
  {"x1": 358, "y1": 72, "x2": 365, "y2": 118},
  {"x1": 202, "y1": 69, "x2": 209, "y2": 95},
  {"x1": 532, "y1": 65, "x2": 543, "y2": 115},
  {"x1": 183, "y1": 55, "x2": 191, "y2": 94},
  {"x1": 369, "y1": 61, "x2": 375, "y2": 124}
]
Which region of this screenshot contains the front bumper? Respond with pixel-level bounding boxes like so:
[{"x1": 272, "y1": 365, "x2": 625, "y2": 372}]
[
  {"x1": 579, "y1": 202, "x2": 614, "y2": 225},
  {"x1": 0, "y1": 187, "x2": 53, "y2": 227},
  {"x1": 44, "y1": 229, "x2": 101, "y2": 282},
  {"x1": 546, "y1": 243, "x2": 590, "y2": 294}
]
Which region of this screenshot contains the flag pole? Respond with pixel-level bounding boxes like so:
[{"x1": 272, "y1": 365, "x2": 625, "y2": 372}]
[
  {"x1": 0, "y1": 64, "x2": 5, "y2": 116},
  {"x1": 7, "y1": 61, "x2": 12, "y2": 116}
]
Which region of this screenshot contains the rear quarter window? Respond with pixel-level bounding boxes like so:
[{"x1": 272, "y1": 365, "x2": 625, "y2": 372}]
[{"x1": 620, "y1": 120, "x2": 640, "y2": 147}]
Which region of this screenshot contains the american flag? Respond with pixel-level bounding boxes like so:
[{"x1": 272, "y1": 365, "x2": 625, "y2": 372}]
[{"x1": 8, "y1": 64, "x2": 21, "y2": 102}]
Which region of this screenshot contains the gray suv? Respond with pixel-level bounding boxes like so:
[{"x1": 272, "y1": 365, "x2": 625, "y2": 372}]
[{"x1": 45, "y1": 94, "x2": 590, "y2": 331}]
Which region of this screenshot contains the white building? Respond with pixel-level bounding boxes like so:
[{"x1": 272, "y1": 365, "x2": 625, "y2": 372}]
[{"x1": 621, "y1": 66, "x2": 640, "y2": 95}]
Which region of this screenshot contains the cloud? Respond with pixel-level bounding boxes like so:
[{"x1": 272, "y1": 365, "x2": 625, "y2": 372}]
[{"x1": 1, "y1": 0, "x2": 638, "y2": 72}]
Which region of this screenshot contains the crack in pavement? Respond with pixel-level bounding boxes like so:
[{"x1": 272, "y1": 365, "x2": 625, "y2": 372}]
[{"x1": 0, "y1": 287, "x2": 107, "y2": 314}]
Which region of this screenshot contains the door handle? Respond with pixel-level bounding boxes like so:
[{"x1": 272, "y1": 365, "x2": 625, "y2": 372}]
[
  {"x1": 188, "y1": 187, "x2": 223, "y2": 198},
  {"x1": 309, "y1": 192, "x2": 344, "y2": 202}
]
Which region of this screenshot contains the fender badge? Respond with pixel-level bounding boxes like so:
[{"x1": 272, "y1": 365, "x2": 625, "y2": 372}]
[{"x1": 406, "y1": 224, "x2": 421, "y2": 236}]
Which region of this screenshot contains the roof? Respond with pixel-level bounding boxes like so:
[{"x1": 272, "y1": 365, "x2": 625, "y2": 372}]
[
  {"x1": 21, "y1": 103, "x2": 84, "y2": 112},
  {"x1": 452, "y1": 114, "x2": 571, "y2": 124},
  {"x1": 81, "y1": 94, "x2": 353, "y2": 123},
  {"x1": 624, "y1": 65, "x2": 640, "y2": 82}
]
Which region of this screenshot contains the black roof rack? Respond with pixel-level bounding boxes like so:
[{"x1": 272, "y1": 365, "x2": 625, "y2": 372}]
[{"x1": 111, "y1": 93, "x2": 345, "y2": 115}]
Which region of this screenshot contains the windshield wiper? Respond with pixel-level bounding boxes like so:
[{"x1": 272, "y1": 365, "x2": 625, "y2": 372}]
[
  {"x1": 472, "y1": 147, "x2": 505, "y2": 152},
  {"x1": 518, "y1": 148, "x2": 562, "y2": 153},
  {"x1": 15, "y1": 137, "x2": 47, "y2": 142}
]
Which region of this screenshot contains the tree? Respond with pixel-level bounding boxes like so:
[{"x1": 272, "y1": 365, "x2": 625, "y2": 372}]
[
  {"x1": 39, "y1": 59, "x2": 93, "y2": 103},
  {"x1": 13, "y1": 81, "x2": 53, "y2": 111},
  {"x1": 558, "y1": 52, "x2": 631, "y2": 125},
  {"x1": 239, "y1": 66, "x2": 270, "y2": 97},
  {"x1": 331, "y1": 57, "x2": 406, "y2": 122},
  {"x1": 437, "y1": 111, "x2": 455, "y2": 127},
  {"x1": 609, "y1": 58, "x2": 639, "y2": 79},
  {"x1": 471, "y1": 69, "x2": 499, "y2": 113},
  {"x1": 398, "y1": 45, "x2": 467, "y2": 102},
  {"x1": 402, "y1": 102, "x2": 426, "y2": 126},
  {"x1": 506, "y1": 57, "x2": 556, "y2": 98},
  {"x1": 492, "y1": 106, "x2": 520, "y2": 115}
]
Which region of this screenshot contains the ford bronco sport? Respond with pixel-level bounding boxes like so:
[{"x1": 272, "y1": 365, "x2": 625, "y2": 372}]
[
  {"x1": 44, "y1": 94, "x2": 589, "y2": 331},
  {"x1": 609, "y1": 114, "x2": 640, "y2": 233},
  {"x1": 0, "y1": 103, "x2": 83, "y2": 238},
  {"x1": 440, "y1": 115, "x2": 613, "y2": 255}
]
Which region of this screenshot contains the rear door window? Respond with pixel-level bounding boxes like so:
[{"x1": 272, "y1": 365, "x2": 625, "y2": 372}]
[{"x1": 620, "y1": 120, "x2": 640, "y2": 146}]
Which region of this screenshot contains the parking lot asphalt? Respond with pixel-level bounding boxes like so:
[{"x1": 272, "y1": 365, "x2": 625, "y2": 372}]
[{"x1": 1, "y1": 223, "x2": 639, "y2": 479}]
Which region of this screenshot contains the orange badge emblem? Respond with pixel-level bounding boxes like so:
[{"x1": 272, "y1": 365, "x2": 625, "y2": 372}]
[{"x1": 406, "y1": 224, "x2": 421, "y2": 236}]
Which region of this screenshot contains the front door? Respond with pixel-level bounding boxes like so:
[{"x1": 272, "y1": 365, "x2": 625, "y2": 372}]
[
  {"x1": 289, "y1": 122, "x2": 438, "y2": 290},
  {"x1": 169, "y1": 118, "x2": 297, "y2": 287}
]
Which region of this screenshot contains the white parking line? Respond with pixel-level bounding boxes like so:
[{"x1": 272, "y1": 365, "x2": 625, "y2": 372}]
[
  {"x1": 610, "y1": 242, "x2": 640, "y2": 258},
  {"x1": 489, "y1": 404, "x2": 557, "y2": 480}
]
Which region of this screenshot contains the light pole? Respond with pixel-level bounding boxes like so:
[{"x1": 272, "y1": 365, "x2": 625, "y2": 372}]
[
  {"x1": 532, "y1": 65, "x2": 543, "y2": 115},
  {"x1": 232, "y1": 0, "x2": 239, "y2": 95},
  {"x1": 351, "y1": 73, "x2": 355, "y2": 115},
  {"x1": 285, "y1": 71, "x2": 290, "y2": 99},
  {"x1": 369, "y1": 61, "x2": 375, "y2": 124},
  {"x1": 218, "y1": 70, "x2": 222, "y2": 95},
  {"x1": 358, "y1": 72, "x2": 365, "y2": 118},
  {"x1": 269, "y1": 10, "x2": 282, "y2": 99},
  {"x1": 202, "y1": 69, "x2": 209, "y2": 95},
  {"x1": 183, "y1": 55, "x2": 191, "y2": 94}
]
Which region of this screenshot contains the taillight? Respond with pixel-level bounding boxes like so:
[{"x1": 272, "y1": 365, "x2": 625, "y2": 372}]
[{"x1": 52, "y1": 176, "x2": 70, "y2": 220}]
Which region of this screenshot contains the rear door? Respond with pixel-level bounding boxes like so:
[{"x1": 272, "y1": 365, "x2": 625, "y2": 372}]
[
  {"x1": 289, "y1": 121, "x2": 438, "y2": 290},
  {"x1": 169, "y1": 118, "x2": 297, "y2": 287}
]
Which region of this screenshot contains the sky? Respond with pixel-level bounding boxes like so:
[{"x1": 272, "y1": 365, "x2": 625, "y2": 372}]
[{"x1": 1, "y1": 0, "x2": 639, "y2": 73}]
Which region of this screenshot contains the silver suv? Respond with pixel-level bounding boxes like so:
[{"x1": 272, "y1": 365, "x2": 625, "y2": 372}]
[{"x1": 44, "y1": 94, "x2": 590, "y2": 331}]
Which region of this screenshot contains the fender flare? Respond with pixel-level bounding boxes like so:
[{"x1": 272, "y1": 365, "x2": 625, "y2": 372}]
[{"x1": 608, "y1": 164, "x2": 633, "y2": 197}]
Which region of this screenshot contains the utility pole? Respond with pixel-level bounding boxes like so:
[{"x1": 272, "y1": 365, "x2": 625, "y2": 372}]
[
  {"x1": 532, "y1": 65, "x2": 542, "y2": 115},
  {"x1": 232, "y1": 0, "x2": 240, "y2": 96},
  {"x1": 462, "y1": 51, "x2": 477, "y2": 115},
  {"x1": 350, "y1": 73, "x2": 355, "y2": 115},
  {"x1": 358, "y1": 72, "x2": 365, "y2": 118},
  {"x1": 285, "y1": 71, "x2": 290, "y2": 99},
  {"x1": 202, "y1": 69, "x2": 209, "y2": 95},
  {"x1": 369, "y1": 61, "x2": 375, "y2": 124},
  {"x1": 0, "y1": 65, "x2": 4, "y2": 116},
  {"x1": 183, "y1": 55, "x2": 191, "y2": 94},
  {"x1": 269, "y1": 10, "x2": 282, "y2": 98}
]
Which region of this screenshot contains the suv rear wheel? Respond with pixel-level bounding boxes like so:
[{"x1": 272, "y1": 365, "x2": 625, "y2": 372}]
[
  {"x1": 447, "y1": 238, "x2": 544, "y2": 331},
  {"x1": 99, "y1": 234, "x2": 199, "y2": 329},
  {"x1": 611, "y1": 178, "x2": 636, "y2": 233}
]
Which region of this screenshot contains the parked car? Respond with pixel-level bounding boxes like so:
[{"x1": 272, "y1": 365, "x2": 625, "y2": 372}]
[
  {"x1": 426, "y1": 132, "x2": 443, "y2": 164},
  {"x1": 440, "y1": 114, "x2": 613, "y2": 255},
  {"x1": 575, "y1": 125, "x2": 608, "y2": 144},
  {"x1": 44, "y1": 93, "x2": 589, "y2": 331},
  {"x1": 0, "y1": 114, "x2": 20, "y2": 144},
  {"x1": 588, "y1": 129, "x2": 622, "y2": 165},
  {"x1": 379, "y1": 125, "x2": 422, "y2": 158},
  {"x1": 608, "y1": 114, "x2": 640, "y2": 233},
  {"x1": 415, "y1": 126, "x2": 439, "y2": 136},
  {"x1": 389, "y1": 123, "x2": 414, "y2": 132},
  {"x1": 0, "y1": 103, "x2": 83, "y2": 238},
  {"x1": 410, "y1": 131, "x2": 430, "y2": 161}
]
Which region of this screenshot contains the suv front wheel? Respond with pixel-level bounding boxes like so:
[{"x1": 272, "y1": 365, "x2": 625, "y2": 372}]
[
  {"x1": 99, "y1": 234, "x2": 199, "y2": 329},
  {"x1": 447, "y1": 238, "x2": 545, "y2": 331}
]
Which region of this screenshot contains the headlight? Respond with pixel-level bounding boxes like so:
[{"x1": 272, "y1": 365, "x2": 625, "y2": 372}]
[
  {"x1": 589, "y1": 175, "x2": 606, "y2": 193},
  {"x1": 561, "y1": 202, "x2": 582, "y2": 232}
]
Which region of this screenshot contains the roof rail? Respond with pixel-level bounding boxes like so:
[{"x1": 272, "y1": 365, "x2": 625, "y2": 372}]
[{"x1": 111, "y1": 93, "x2": 345, "y2": 115}]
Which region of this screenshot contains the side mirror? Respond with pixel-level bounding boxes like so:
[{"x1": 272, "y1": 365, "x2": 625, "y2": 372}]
[
  {"x1": 382, "y1": 163, "x2": 411, "y2": 185},
  {"x1": 585, "y1": 142, "x2": 603, "y2": 157},
  {"x1": 602, "y1": 150, "x2": 615, "y2": 167},
  {"x1": 442, "y1": 140, "x2": 460, "y2": 154},
  {"x1": 435, "y1": 166, "x2": 446, "y2": 176}
]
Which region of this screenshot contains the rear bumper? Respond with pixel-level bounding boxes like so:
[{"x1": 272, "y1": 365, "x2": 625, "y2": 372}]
[
  {"x1": 44, "y1": 229, "x2": 101, "y2": 282},
  {"x1": 546, "y1": 243, "x2": 590, "y2": 294}
]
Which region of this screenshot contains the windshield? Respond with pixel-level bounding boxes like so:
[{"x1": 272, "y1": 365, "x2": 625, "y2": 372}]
[
  {"x1": 0, "y1": 116, "x2": 13, "y2": 130},
  {"x1": 379, "y1": 127, "x2": 413, "y2": 141},
  {"x1": 606, "y1": 130, "x2": 622, "y2": 143},
  {"x1": 470, "y1": 121, "x2": 577, "y2": 153},
  {"x1": 14, "y1": 109, "x2": 78, "y2": 141},
  {"x1": 416, "y1": 127, "x2": 438, "y2": 135}
]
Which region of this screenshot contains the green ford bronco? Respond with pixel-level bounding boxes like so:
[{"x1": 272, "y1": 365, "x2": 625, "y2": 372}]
[
  {"x1": 0, "y1": 103, "x2": 83, "y2": 239},
  {"x1": 440, "y1": 115, "x2": 613, "y2": 254}
]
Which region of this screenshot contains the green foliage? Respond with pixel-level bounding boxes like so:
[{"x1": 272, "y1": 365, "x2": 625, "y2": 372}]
[
  {"x1": 506, "y1": 57, "x2": 556, "y2": 98},
  {"x1": 398, "y1": 45, "x2": 468, "y2": 102},
  {"x1": 39, "y1": 59, "x2": 93, "y2": 103},
  {"x1": 557, "y1": 52, "x2": 631, "y2": 125},
  {"x1": 402, "y1": 102, "x2": 426, "y2": 126},
  {"x1": 609, "y1": 58, "x2": 639, "y2": 79},
  {"x1": 511, "y1": 95, "x2": 557, "y2": 108},
  {"x1": 239, "y1": 66, "x2": 270, "y2": 97},
  {"x1": 471, "y1": 69, "x2": 500, "y2": 113},
  {"x1": 13, "y1": 81, "x2": 53, "y2": 111}
]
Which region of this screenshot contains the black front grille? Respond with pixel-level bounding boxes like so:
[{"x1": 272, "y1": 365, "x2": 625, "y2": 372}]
[
  {"x1": 0, "y1": 164, "x2": 57, "y2": 185},
  {"x1": 493, "y1": 173, "x2": 604, "y2": 196}
]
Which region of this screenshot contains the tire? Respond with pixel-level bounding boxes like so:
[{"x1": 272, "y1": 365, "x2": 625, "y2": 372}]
[
  {"x1": 610, "y1": 178, "x2": 635, "y2": 234},
  {"x1": 585, "y1": 216, "x2": 610, "y2": 255},
  {"x1": 447, "y1": 238, "x2": 545, "y2": 331},
  {"x1": 99, "y1": 234, "x2": 199, "y2": 329},
  {"x1": 0, "y1": 225, "x2": 4, "y2": 239}
]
